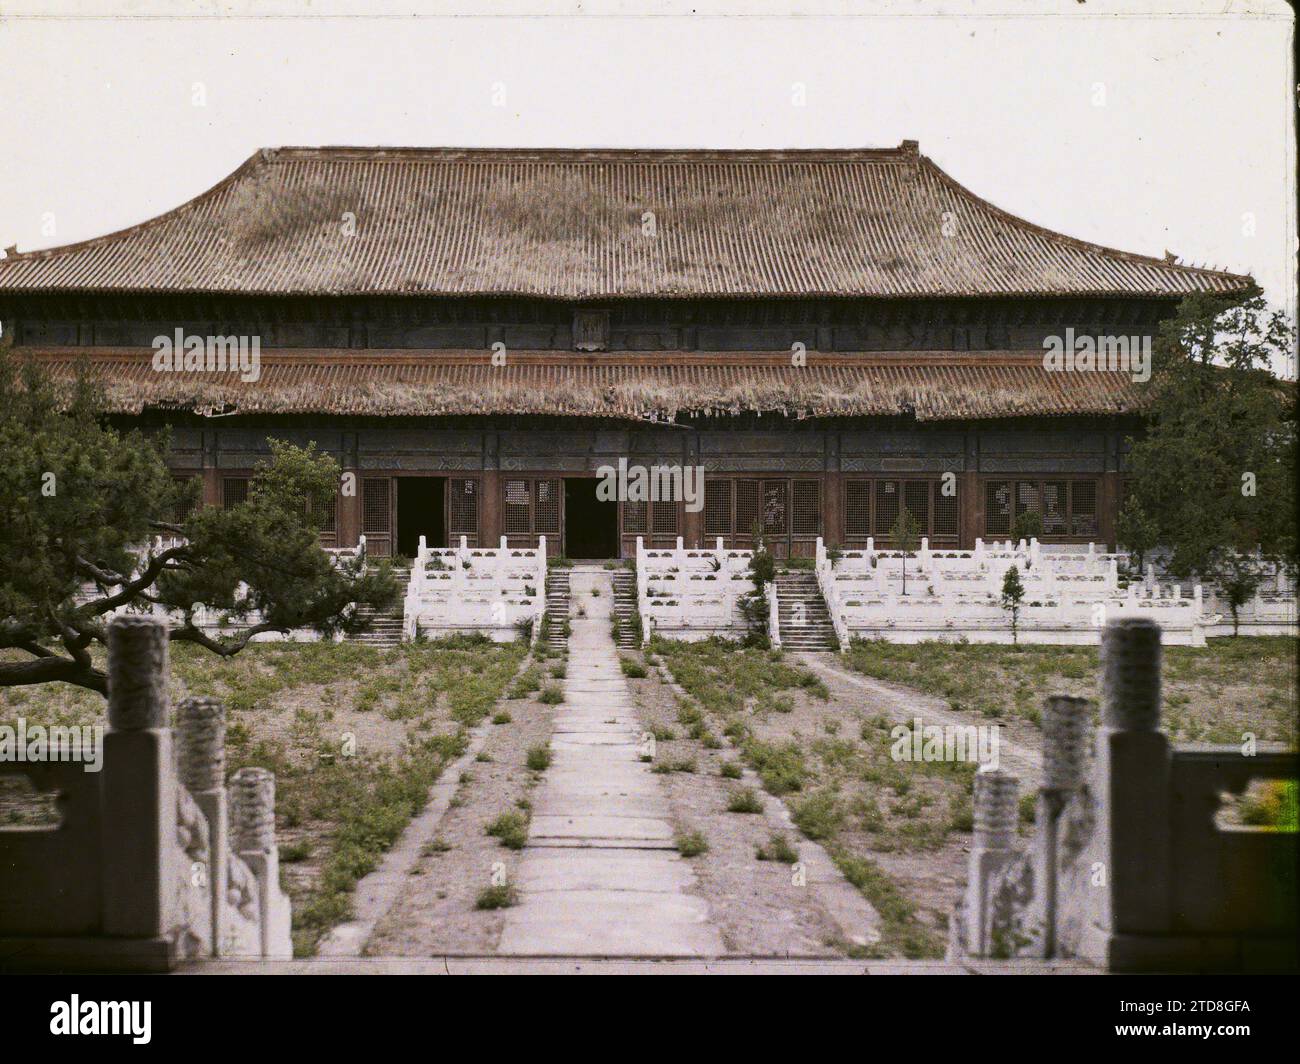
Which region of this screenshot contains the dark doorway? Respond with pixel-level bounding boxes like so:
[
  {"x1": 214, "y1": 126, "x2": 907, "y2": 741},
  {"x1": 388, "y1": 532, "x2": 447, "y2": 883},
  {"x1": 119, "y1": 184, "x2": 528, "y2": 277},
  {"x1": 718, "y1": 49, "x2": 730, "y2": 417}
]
[
  {"x1": 396, "y1": 477, "x2": 444, "y2": 558},
  {"x1": 564, "y1": 478, "x2": 618, "y2": 559}
]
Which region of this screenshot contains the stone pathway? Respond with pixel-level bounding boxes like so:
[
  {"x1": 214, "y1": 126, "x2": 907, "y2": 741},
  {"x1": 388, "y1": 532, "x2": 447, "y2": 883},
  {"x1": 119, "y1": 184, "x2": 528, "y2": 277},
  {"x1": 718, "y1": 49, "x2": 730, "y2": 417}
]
[{"x1": 498, "y1": 569, "x2": 725, "y2": 956}]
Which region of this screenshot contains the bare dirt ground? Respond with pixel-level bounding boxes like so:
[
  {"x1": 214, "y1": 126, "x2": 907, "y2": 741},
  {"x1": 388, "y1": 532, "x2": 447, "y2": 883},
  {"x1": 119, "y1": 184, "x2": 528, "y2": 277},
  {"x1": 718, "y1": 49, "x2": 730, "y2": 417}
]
[
  {"x1": 365, "y1": 687, "x2": 557, "y2": 955},
  {"x1": 628, "y1": 663, "x2": 848, "y2": 956}
]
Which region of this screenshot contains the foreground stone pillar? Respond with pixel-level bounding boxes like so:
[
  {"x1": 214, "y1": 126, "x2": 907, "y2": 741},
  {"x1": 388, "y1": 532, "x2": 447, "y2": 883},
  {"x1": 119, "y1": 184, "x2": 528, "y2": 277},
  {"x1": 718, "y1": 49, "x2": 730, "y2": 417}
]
[
  {"x1": 1032, "y1": 695, "x2": 1092, "y2": 956},
  {"x1": 964, "y1": 767, "x2": 1020, "y2": 955},
  {"x1": 1082, "y1": 617, "x2": 1171, "y2": 965},
  {"x1": 230, "y1": 767, "x2": 293, "y2": 958},
  {"x1": 176, "y1": 696, "x2": 228, "y2": 957},
  {"x1": 100, "y1": 616, "x2": 181, "y2": 949}
]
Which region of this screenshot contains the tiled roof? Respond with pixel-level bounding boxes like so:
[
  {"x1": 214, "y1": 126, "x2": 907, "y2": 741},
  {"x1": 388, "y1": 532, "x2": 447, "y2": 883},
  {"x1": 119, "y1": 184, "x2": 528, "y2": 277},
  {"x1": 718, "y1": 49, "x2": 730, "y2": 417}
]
[
  {"x1": 0, "y1": 145, "x2": 1251, "y2": 299},
  {"x1": 25, "y1": 349, "x2": 1145, "y2": 422}
]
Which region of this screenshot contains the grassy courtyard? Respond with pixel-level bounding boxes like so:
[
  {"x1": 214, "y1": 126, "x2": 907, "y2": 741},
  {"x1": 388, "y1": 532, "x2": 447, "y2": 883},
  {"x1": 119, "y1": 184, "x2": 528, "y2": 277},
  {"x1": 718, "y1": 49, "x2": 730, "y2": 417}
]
[
  {"x1": 644, "y1": 632, "x2": 1298, "y2": 960},
  {"x1": 647, "y1": 636, "x2": 962, "y2": 958},
  {"x1": 842, "y1": 636, "x2": 1297, "y2": 744},
  {"x1": 0, "y1": 635, "x2": 529, "y2": 955}
]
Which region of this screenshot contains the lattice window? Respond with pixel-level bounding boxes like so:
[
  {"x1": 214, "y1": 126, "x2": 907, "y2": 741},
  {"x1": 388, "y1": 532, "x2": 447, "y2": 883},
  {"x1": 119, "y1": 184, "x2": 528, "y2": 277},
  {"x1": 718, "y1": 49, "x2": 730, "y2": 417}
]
[
  {"x1": 652, "y1": 500, "x2": 678, "y2": 535},
  {"x1": 934, "y1": 480, "x2": 959, "y2": 538},
  {"x1": 503, "y1": 479, "x2": 531, "y2": 534},
  {"x1": 534, "y1": 479, "x2": 561, "y2": 535},
  {"x1": 904, "y1": 481, "x2": 930, "y2": 533},
  {"x1": 222, "y1": 476, "x2": 249, "y2": 510},
  {"x1": 704, "y1": 480, "x2": 732, "y2": 536},
  {"x1": 874, "y1": 480, "x2": 899, "y2": 535},
  {"x1": 307, "y1": 489, "x2": 337, "y2": 535},
  {"x1": 623, "y1": 499, "x2": 647, "y2": 533},
  {"x1": 792, "y1": 480, "x2": 821, "y2": 535},
  {"x1": 762, "y1": 481, "x2": 787, "y2": 535},
  {"x1": 1015, "y1": 481, "x2": 1041, "y2": 521},
  {"x1": 1042, "y1": 481, "x2": 1068, "y2": 535},
  {"x1": 735, "y1": 480, "x2": 759, "y2": 537},
  {"x1": 985, "y1": 480, "x2": 1012, "y2": 536},
  {"x1": 173, "y1": 476, "x2": 199, "y2": 525},
  {"x1": 845, "y1": 481, "x2": 871, "y2": 537},
  {"x1": 362, "y1": 478, "x2": 390, "y2": 534},
  {"x1": 449, "y1": 478, "x2": 478, "y2": 535},
  {"x1": 1070, "y1": 480, "x2": 1099, "y2": 537}
]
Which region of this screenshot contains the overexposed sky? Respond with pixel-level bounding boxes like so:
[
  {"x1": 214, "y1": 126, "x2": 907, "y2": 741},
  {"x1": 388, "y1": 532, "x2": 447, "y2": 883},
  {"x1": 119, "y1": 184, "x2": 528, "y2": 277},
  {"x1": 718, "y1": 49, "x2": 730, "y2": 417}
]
[{"x1": 0, "y1": 2, "x2": 1294, "y2": 330}]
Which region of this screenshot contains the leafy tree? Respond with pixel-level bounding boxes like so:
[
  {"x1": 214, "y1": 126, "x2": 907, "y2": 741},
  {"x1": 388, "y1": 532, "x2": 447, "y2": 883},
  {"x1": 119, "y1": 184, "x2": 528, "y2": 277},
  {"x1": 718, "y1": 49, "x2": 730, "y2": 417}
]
[
  {"x1": 738, "y1": 519, "x2": 775, "y2": 646},
  {"x1": 1119, "y1": 290, "x2": 1296, "y2": 631},
  {"x1": 890, "y1": 506, "x2": 922, "y2": 595},
  {"x1": 0, "y1": 352, "x2": 397, "y2": 694},
  {"x1": 1011, "y1": 508, "x2": 1043, "y2": 547},
  {"x1": 1001, "y1": 565, "x2": 1025, "y2": 645}
]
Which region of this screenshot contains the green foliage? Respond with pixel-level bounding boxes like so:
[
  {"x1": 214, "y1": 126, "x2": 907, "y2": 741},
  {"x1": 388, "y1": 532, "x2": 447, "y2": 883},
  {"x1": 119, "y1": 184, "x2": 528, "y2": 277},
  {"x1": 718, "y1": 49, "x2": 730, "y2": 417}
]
[
  {"x1": 485, "y1": 811, "x2": 530, "y2": 850},
  {"x1": 1121, "y1": 291, "x2": 1296, "y2": 597},
  {"x1": 1000, "y1": 565, "x2": 1025, "y2": 644},
  {"x1": 525, "y1": 744, "x2": 552, "y2": 771},
  {"x1": 475, "y1": 883, "x2": 519, "y2": 910},
  {"x1": 890, "y1": 506, "x2": 922, "y2": 594},
  {"x1": 674, "y1": 830, "x2": 709, "y2": 857},
  {"x1": 0, "y1": 352, "x2": 396, "y2": 694},
  {"x1": 619, "y1": 656, "x2": 647, "y2": 678},
  {"x1": 1010, "y1": 508, "x2": 1043, "y2": 545},
  {"x1": 726, "y1": 787, "x2": 764, "y2": 814},
  {"x1": 755, "y1": 832, "x2": 799, "y2": 863}
]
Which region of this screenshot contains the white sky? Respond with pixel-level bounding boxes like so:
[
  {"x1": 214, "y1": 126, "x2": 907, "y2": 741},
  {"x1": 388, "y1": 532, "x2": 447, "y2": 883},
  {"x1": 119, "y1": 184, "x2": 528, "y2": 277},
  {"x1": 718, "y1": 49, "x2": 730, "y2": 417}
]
[{"x1": 0, "y1": 1, "x2": 1294, "y2": 342}]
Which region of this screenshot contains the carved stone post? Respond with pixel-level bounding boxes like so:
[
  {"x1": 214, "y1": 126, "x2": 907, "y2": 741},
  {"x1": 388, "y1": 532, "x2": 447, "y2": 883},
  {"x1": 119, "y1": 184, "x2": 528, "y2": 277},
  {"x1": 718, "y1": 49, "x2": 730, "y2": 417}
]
[
  {"x1": 177, "y1": 696, "x2": 228, "y2": 957},
  {"x1": 101, "y1": 616, "x2": 181, "y2": 955},
  {"x1": 1084, "y1": 617, "x2": 1170, "y2": 968},
  {"x1": 965, "y1": 767, "x2": 1020, "y2": 955},
  {"x1": 1034, "y1": 695, "x2": 1092, "y2": 956},
  {"x1": 230, "y1": 767, "x2": 291, "y2": 958}
]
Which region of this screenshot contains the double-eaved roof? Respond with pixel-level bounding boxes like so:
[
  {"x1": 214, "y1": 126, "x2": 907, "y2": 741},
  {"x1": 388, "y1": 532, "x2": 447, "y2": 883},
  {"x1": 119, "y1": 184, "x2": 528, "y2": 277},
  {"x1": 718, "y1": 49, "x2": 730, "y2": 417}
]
[
  {"x1": 29, "y1": 350, "x2": 1145, "y2": 422},
  {"x1": 0, "y1": 144, "x2": 1251, "y2": 300}
]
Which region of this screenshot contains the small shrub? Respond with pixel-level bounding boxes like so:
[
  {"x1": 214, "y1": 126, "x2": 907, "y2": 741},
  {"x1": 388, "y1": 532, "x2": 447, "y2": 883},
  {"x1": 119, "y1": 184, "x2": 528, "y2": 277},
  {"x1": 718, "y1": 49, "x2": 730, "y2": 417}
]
[
  {"x1": 491, "y1": 711, "x2": 512, "y2": 725},
  {"x1": 539, "y1": 684, "x2": 565, "y2": 704},
  {"x1": 280, "y1": 839, "x2": 313, "y2": 863},
  {"x1": 526, "y1": 745, "x2": 553, "y2": 771},
  {"x1": 620, "y1": 657, "x2": 648, "y2": 679},
  {"x1": 726, "y1": 788, "x2": 764, "y2": 814},
  {"x1": 755, "y1": 833, "x2": 798, "y2": 863},
  {"x1": 485, "y1": 812, "x2": 529, "y2": 850},
  {"x1": 719, "y1": 762, "x2": 743, "y2": 780},
  {"x1": 792, "y1": 790, "x2": 842, "y2": 840},
  {"x1": 475, "y1": 883, "x2": 519, "y2": 909},
  {"x1": 675, "y1": 831, "x2": 709, "y2": 857}
]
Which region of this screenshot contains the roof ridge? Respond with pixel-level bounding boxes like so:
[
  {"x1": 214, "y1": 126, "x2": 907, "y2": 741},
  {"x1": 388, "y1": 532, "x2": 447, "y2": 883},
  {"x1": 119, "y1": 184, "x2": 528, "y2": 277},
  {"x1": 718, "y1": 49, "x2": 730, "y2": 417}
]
[
  {"x1": 0, "y1": 149, "x2": 270, "y2": 265},
  {"x1": 263, "y1": 145, "x2": 917, "y2": 164},
  {"x1": 917, "y1": 153, "x2": 1254, "y2": 284}
]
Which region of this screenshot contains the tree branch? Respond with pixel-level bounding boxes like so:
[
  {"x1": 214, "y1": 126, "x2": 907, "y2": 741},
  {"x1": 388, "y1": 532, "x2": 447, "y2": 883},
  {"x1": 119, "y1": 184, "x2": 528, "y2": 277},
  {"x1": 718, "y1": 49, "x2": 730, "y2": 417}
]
[
  {"x1": 0, "y1": 655, "x2": 107, "y2": 695},
  {"x1": 169, "y1": 620, "x2": 285, "y2": 657}
]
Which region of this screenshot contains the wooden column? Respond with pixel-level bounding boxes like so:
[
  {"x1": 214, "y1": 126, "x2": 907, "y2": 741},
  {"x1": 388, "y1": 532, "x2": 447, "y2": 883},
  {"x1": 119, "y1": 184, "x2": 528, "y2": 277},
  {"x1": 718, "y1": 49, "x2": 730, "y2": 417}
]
[
  {"x1": 961, "y1": 429, "x2": 981, "y2": 549},
  {"x1": 824, "y1": 430, "x2": 842, "y2": 546},
  {"x1": 201, "y1": 429, "x2": 220, "y2": 508},
  {"x1": 480, "y1": 431, "x2": 501, "y2": 544},
  {"x1": 338, "y1": 432, "x2": 360, "y2": 547},
  {"x1": 824, "y1": 471, "x2": 842, "y2": 546}
]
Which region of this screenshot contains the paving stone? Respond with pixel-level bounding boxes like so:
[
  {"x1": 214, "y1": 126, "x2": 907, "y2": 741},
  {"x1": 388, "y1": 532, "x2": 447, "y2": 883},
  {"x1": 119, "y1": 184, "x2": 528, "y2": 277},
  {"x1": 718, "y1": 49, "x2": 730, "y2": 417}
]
[{"x1": 499, "y1": 569, "x2": 723, "y2": 956}]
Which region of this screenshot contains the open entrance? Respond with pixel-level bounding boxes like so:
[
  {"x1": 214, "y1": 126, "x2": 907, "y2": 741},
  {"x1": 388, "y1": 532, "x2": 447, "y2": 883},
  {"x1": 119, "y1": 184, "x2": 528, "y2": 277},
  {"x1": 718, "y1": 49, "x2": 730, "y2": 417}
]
[
  {"x1": 396, "y1": 477, "x2": 444, "y2": 558},
  {"x1": 564, "y1": 478, "x2": 619, "y2": 559}
]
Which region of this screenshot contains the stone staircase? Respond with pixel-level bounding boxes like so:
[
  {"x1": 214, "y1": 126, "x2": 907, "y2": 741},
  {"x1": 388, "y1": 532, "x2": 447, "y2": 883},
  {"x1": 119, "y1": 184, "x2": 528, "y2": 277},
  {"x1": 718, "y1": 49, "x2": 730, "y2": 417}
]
[
  {"x1": 352, "y1": 565, "x2": 410, "y2": 646},
  {"x1": 545, "y1": 569, "x2": 571, "y2": 652},
  {"x1": 611, "y1": 568, "x2": 639, "y2": 648},
  {"x1": 773, "y1": 570, "x2": 837, "y2": 652}
]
